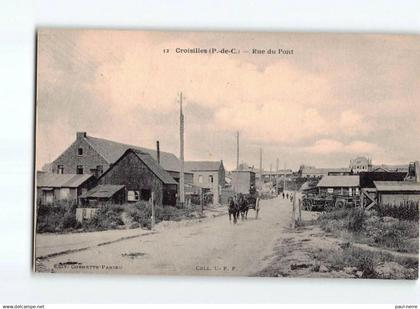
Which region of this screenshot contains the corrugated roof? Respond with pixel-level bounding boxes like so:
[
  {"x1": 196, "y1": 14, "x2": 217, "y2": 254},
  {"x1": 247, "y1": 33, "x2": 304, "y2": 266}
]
[
  {"x1": 37, "y1": 173, "x2": 93, "y2": 188},
  {"x1": 317, "y1": 175, "x2": 360, "y2": 187},
  {"x1": 80, "y1": 185, "x2": 125, "y2": 199},
  {"x1": 130, "y1": 149, "x2": 178, "y2": 185},
  {"x1": 184, "y1": 161, "x2": 222, "y2": 171},
  {"x1": 374, "y1": 181, "x2": 420, "y2": 192},
  {"x1": 85, "y1": 135, "x2": 184, "y2": 172}
]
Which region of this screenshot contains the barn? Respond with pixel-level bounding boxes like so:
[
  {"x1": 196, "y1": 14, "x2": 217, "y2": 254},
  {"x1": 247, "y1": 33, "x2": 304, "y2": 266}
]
[
  {"x1": 36, "y1": 172, "x2": 96, "y2": 206},
  {"x1": 97, "y1": 148, "x2": 178, "y2": 206}
]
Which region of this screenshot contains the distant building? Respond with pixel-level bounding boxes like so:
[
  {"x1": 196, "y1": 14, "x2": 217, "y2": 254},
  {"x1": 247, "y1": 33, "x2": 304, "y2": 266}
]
[
  {"x1": 50, "y1": 132, "x2": 193, "y2": 184},
  {"x1": 349, "y1": 156, "x2": 372, "y2": 174},
  {"x1": 316, "y1": 175, "x2": 360, "y2": 197},
  {"x1": 299, "y1": 165, "x2": 351, "y2": 178},
  {"x1": 371, "y1": 164, "x2": 409, "y2": 173},
  {"x1": 97, "y1": 149, "x2": 178, "y2": 206},
  {"x1": 36, "y1": 172, "x2": 96, "y2": 206},
  {"x1": 231, "y1": 168, "x2": 256, "y2": 195},
  {"x1": 184, "y1": 161, "x2": 225, "y2": 204}
]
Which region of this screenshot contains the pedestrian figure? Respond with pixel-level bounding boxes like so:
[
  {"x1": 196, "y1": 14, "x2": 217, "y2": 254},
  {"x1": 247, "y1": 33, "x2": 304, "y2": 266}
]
[
  {"x1": 255, "y1": 194, "x2": 260, "y2": 219},
  {"x1": 286, "y1": 193, "x2": 289, "y2": 200},
  {"x1": 282, "y1": 192, "x2": 285, "y2": 199}
]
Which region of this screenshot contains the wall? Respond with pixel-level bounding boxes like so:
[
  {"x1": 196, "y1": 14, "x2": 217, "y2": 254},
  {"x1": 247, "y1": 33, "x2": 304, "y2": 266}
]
[
  {"x1": 51, "y1": 134, "x2": 110, "y2": 176},
  {"x1": 379, "y1": 192, "x2": 420, "y2": 205},
  {"x1": 98, "y1": 151, "x2": 166, "y2": 206}
]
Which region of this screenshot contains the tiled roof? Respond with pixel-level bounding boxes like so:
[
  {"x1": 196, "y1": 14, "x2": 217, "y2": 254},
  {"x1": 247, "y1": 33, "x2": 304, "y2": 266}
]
[
  {"x1": 85, "y1": 135, "x2": 183, "y2": 172},
  {"x1": 184, "y1": 161, "x2": 222, "y2": 171},
  {"x1": 317, "y1": 175, "x2": 359, "y2": 187},
  {"x1": 37, "y1": 173, "x2": 93, "y2": 188},
  {"x1": 80, "y1": 185, "x2": 125, "y2": 199},
  {"x1": 373, "y1": 181, "x2": 420, "y2": 192}
]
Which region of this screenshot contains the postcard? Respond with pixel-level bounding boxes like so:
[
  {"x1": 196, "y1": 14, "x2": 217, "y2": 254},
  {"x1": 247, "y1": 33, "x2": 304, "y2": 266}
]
[{"x1": 34, "y1": 29, "x2": 419, "y2": 279}]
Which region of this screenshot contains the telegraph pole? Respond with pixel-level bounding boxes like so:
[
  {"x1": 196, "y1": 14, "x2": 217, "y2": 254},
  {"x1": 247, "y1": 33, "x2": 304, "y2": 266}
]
[
  {"x1": 236, "y1": 131, "x2": 239, "y2": 170},
  {"x1": 259, "y1": 148, "x2": 263, "y2": 188},
  {"x1": 179, "y1": 92, "x2": 185, "y2": 206}
]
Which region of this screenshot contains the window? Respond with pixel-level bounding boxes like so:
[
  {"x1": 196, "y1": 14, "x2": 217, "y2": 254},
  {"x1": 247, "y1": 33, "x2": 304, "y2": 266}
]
[
  {"x1": 349, "y1": 188, "x2": 353, "y2": 196},
  {"x1": 209, "y1": 175, "x2": 214, "y2": 183},
  {"x1": 96, "y1": 165, "x2": 103, "y2": 176},
  {"x1": 78, "y1": 148, "x2": 83, "y2": 156},
  {"x1": 128, "y1": 190, "x2": 140, "y2": 202},
  {"x1": 327, "y1": 188, "x2": 333, "y2": 194},
  {"x1": 198, "y1": 175, "x2": 203, "y2": 183},
  {"x1": 57, "y1": 165, "x2": 64, "y2": 174},
  {"x1": 141, "y1": 189, "x2": 151, "y2": 201},
  {"x1": 77, "y1": 165, "x2": 83, "y2": 174}
]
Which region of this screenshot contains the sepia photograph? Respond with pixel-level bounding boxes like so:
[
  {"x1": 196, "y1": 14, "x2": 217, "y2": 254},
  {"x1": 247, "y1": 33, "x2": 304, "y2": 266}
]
[{"x1": 34, "y1": 29, "x2": 420, "y2": 280}]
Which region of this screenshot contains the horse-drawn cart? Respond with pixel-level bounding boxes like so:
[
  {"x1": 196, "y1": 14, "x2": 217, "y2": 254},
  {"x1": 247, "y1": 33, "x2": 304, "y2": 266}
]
[{"x1": 302, "y1": 194, "x2": 359, "y2": 211}]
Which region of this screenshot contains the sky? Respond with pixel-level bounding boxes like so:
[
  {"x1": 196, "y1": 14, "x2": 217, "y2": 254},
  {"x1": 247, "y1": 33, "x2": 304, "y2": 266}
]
[{"x1": 36, "y1": 29, "x2": 420, "y2": 171}]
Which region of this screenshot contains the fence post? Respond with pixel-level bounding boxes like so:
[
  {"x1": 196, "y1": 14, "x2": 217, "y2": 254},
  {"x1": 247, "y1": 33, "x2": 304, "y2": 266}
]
[{"x1": 151, "y1": 192, "x2": 155, "y2": 230}]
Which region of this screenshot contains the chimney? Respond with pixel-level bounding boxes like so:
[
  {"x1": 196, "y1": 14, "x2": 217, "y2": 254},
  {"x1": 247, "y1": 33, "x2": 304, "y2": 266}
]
[
  {"x1": 77, "y1": 132, "x2": 87, "y2": 140},
  {"x1": 156, "y1": 141, "x2": 160, "y2": 164}
]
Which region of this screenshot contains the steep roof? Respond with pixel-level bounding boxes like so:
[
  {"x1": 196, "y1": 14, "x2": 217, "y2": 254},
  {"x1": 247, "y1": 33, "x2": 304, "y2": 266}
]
[
  {"x1": 373, "y1": 181, "x2": 420, "y2": 192},
  {"x1": 184, "y1": 161, "x2": 223, "y2": 171},
  {"x1": 359, "y1": 171, "x2": 407, "y2": 188},
  {"x1": 37, "y1": 173, "x2": 93, "y2": 188},
  {"x1": 99, "y1": 149, "x2": 177, "y2": 185},
  {"x1": 84, "y1": 135, "x2": 183, "y2": 172},
  {"x1": 80, "y1": 184, "x2": 125, "y2": 199},
  {"x1": 317, "y1": 175, "x2": 360, "y2": 188}
]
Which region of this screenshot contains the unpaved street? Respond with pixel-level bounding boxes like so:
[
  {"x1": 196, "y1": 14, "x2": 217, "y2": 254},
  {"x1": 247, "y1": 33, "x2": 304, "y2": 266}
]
[{"x1": 39, "y1": 197, "x2": 293, "y2": 276}]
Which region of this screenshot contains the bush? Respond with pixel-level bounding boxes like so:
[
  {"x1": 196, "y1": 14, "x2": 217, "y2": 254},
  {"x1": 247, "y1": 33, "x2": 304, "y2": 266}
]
[
  {"x1": 36, "y1": 199, "x2": 79, "y2": 233},
  {"x1": 377, "y1": 201, "x2": 419, "y2": 221},
  {"x1": 86, "y1": 204, "x2": 125, "y2": 230},
  {"x1": 347, "y1": 208, "x2": 366, "y2": 232}
]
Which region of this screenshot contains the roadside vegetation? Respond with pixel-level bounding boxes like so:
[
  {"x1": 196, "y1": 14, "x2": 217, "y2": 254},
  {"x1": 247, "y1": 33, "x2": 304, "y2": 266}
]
[{"x1": 36, "y1": 200, "x2": 203, "y2": 233}]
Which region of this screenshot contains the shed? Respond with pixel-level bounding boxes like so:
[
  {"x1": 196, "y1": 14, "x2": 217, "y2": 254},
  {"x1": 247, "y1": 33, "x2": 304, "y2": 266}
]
[
  {"x1": 36, "y1": 172, "x2": 96, "y2": 206},
  {"x1": 373, "y1": 181, "x2": 420, "y2": 205},
  {"x1": 80, "y1": 184, "x2": 126, "y2": 206},
  {"x1": 317, "y1": 175, "x2": 360, "y2": 196}
]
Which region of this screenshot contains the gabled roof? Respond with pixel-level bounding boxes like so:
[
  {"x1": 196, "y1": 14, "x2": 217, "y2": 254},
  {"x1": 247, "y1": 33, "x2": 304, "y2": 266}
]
[
  {"x1": 80, "y1": 184, "x2": 125, "y2": 199},
  {"x1": 37, "y1": 172, "x2": 93, "y2": 188},
  {"x1": 184, "y1": 161, "x2": 223, "y2": 171},
  {"x1": 317, "y1": 175, "x2": 359, "y2": 188},
  {"x1": 373, "y1": 181, "x2": 420, "y2": 192},
  {"x1": 84, "y1": 135, "x2": 183, "y2": 172},
  {"x1": 99, "y1": 149, "x2": 177, "y2": 185}
]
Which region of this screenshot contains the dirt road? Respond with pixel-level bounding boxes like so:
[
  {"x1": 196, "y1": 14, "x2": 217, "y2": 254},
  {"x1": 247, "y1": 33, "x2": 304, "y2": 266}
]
[{"x1": 39, "y1": 197, "x2": 293, "y2": 276}]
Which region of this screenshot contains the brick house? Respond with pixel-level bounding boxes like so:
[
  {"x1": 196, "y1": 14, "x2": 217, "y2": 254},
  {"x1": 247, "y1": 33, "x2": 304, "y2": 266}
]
[
  {"x1": 184, "y1": 161, "x2": 225, "y2": 204},
  {"x1": 50, "y1": 132, "x2": 193, "y2": 184},
  {"x1": 97, "y1": 148, "x2": 178, "y2": 206}
]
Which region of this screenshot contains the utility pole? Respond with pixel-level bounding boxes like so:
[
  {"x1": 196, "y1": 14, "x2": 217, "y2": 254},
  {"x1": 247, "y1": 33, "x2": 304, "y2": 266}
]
[
  {"x1": 179, "y1": 92, "x2": 185, "y2": 206},
  {"x1": 259, "y1": 148, "x2": 263, "y2": 188},
  {"x1": 236, "y1": 131, "x2": 239, "y2": 170}
]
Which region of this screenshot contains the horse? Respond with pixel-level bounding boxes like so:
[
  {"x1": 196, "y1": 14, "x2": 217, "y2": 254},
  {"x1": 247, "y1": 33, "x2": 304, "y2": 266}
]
[
  {"x1": 238, "y1": 193, "x2": 249, "y2": 220},
  {"x1": 228, "y1": 197, "x2": 239, "y2": 224}
]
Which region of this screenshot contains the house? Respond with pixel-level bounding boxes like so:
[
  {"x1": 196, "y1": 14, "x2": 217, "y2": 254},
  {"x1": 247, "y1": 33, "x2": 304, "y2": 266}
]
[
  {"x1": 36, "y1": 171, "x2": 96, "y2": 206},
  {"x1": 97, "y1": 148, "x2": 178, "y2": 206},
  {"x1": 50, "y1": 132, "x2": 193, "y2": 184},
  {"x1": 184, "y1": 160, "x2": 225, "y2": 204},
  {"x1": 373, "y1": 181, "x2": 420, "y2": 205},
  {"x1": 316, "y1": 175, "x2": 360, "y2": 197},
  {"x1": 79, "y1": 184, "x2": 126, "y2": 207},
  {"x1": 231, "y1": 168, "x2": 256, "y2": 194},
  {"x1": 349, "y1": 156, "x2": 372, "y2": 174}
]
